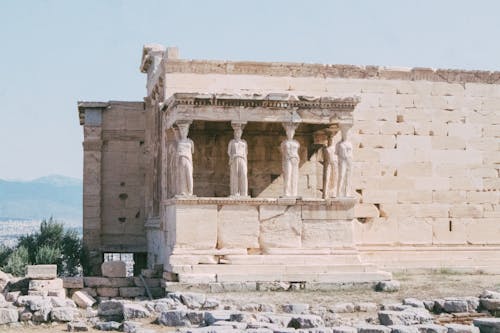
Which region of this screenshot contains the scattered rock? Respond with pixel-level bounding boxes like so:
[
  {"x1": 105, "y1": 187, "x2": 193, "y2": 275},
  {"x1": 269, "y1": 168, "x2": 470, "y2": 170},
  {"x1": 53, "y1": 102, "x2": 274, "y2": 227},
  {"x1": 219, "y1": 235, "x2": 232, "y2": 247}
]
[
  {"x1": 481, "y1": 298, "x2": 500, "y2": 311},
  {"x1": 376, "y1": 280, "x2": 401, "y2": 292},
  {"x1": 282, "y1": 303, "x2": 310, "y2": 314},
  {"x1": 382, "y1": 303, "x2": 412, "y2": 311},
  {"x1": 331, "y1": 326, "x2": 357, "y2": 333},
  {"x1": 95, "y1": 320, "x2": 122, "y2": 331},
  {"x1": 473, "y1": 318, "x2": 500, "y2": 333},
  {"x1": 158, "y1": 310, "x2": 190, "y2": 327},
  {"x1": 51, "y1": 306, "x2": 76, "y2": 322},
  {"x1": 180, "y1": 292, "x2": 207, "y2": 309},
  {"x1": 72, "y1": 291, "x2": 96, "y2": 309},
  {"x1": 287, "y1": 314, "x2": 324, "y2": 329},
  {"x1": 356, "y1": 303, "x2": 378, "y2": 312},
  {"x1": 389, "y1": 325, "x2": 419, "y2": 333},
  {"x1": 444, "y1": 323, "x2": 480, "y2": 333},
  {"x1": 480, "y1": 290, "x2": 500, "y2": 300},
  {"x1": 330, "y1": 303, "x2": 355, "y2": 313},
  {"x1": 68, "y1": 321, "x2": 89, "y2": 332},
  {"x1": 423, "y1": 301, "x2": 435, "y2": 312},
  {"x1": 403, "y1": 298, "x2": 425, "y2": 308},
  {"x1": 443, "y1": 299, "x2": 469, "y2": 313},
  {"x1": 205, "y1": 310, "x2": 235, "y2": 325},
  {"x1": 123, "y1": 303, "x2": 151, "y2": 320},
  {"x1": 98, "y1": 300, "x2": 124, "y2": 321},
  {"x1": 378, "y1": 309, "x2": 433, "y2": 326},
  {"x1": 414, "y1": 323, "x2": 447, "y2": 333},
  {"x1": 356, "y1": 324, "x2": 392, "y2": 333},
  {"x1": 0, "y1": 308, "x2": 19, "y2": 324},
  {"x1": 123, "y1": 320, "x2": 143, "y2": 333}
]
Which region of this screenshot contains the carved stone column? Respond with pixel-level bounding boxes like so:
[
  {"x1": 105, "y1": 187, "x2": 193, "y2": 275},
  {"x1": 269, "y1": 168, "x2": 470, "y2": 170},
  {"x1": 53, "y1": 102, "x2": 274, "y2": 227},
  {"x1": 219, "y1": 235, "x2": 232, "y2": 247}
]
[
  {"x1": 336, "y1": 123, "x2": 353, "y2": 197},
  {"x1": 281, "y1": 122, "x2": 300, "y2": 197},
  {"x1": 228, "y1": 122, "x2": 248, "y2": 197},
  {"x1": 174, "y1": 120, "x2": 194, "y2": 197}
]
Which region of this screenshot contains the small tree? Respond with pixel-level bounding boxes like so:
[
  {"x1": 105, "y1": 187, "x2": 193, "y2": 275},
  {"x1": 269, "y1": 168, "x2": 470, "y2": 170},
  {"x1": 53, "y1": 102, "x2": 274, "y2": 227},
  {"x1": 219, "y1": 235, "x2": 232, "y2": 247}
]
[
  {"x1": 3, "y1": 246, "x2": 29, "y2": 276},
  {"x1": 2, "y1": 217, "x2": 85, "y2": 276}
]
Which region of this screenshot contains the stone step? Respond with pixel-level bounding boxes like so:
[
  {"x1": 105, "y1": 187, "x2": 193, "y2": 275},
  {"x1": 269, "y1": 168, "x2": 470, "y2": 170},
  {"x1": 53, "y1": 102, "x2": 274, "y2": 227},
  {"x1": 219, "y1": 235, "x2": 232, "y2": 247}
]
[
  {"x1": 218, "y1": 271, "x2": 392, "y2": 283},
  {"x1": 176, "y1": 270, "x2": 392, "y2": 283},
  {"x1": 171, "y1": 263, "x2": 379, "y2": 275},
  {"x1": 222, "y1": 254, "x2": 363, "y2": 265}
]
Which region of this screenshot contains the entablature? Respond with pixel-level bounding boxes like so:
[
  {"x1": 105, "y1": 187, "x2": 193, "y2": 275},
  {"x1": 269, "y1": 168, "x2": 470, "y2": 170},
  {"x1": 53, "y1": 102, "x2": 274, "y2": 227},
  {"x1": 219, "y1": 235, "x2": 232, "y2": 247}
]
[{"x1": 162, "y1": 93, "x2": 359, "y2": 129}]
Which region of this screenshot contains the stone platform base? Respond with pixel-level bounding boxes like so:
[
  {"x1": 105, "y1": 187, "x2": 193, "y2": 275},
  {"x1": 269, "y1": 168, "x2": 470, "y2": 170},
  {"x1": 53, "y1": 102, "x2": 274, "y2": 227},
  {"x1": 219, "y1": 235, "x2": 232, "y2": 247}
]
[
  {"x1": 164, "y1": 280, "x2": 380, "y2": 293},
  {"x1": 360, "y1": 245, "x2": 500, "y2": 274}
]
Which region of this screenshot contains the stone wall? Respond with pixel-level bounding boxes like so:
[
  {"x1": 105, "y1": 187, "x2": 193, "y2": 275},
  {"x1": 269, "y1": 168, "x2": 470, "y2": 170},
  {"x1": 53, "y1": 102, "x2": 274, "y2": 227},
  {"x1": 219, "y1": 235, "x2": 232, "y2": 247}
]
[
  {"x1": 160, "y1": 63, "x2": 499, "y2": 254},
  {"x1": 80, "y1": 101, "x2": 147, "y2": 274}
]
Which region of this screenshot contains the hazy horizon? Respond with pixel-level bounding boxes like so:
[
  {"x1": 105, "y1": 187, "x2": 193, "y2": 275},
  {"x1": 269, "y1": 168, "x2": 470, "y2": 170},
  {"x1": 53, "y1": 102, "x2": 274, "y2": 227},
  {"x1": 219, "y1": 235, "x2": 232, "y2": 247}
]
[{"x1": 1, "y1": 0, "x2": 499, "y2": 180}]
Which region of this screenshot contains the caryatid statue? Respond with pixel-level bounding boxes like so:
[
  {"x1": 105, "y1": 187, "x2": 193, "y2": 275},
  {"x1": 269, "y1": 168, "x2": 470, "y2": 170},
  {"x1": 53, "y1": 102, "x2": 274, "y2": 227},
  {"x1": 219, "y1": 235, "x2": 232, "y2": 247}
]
[
  {"x1": 281, "y1": 122, "x2": 300, "y2": 197},
  {"x1": 322, "y1": 133, "x2": 337, "y2": 199},
  {"x1": 336, "y1": 124, "x2": 353, "y2": 197},
  {"x1": 175, "y1": 121, "x2": 194, "y2": 196},
  {"x1": 228, "y1": 122, "x2": 248, "y2": 197}
]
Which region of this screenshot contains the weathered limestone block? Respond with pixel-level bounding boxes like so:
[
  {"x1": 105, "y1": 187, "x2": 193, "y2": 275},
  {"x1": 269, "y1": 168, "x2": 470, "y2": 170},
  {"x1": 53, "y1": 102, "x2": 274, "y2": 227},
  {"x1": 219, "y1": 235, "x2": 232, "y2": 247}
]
[
  {"x1": 101, "y1": 261, "x2": 127, "y2": 278},
  {"x1": 430, "y1": 219, "x2": 467, "y2": 245},
  {"x1": 218, "y1": 205, "x2": 259, "y2": 248},
  {"x1": 302, "y1": 219, "x2": 354, "y2": 248},
  {"x1": 119, "y1": 287, "x2": 145, "y2": 298},
  {"x1": 473, "y1": 318, "x2": 500, "y2": 333},
  {"x1": 378, "y1": 308, "x2": 433, "y2": 326},
  {"x1": 72, "y1": 291, "x2": 96, "y2": 309},
  {"x1": 98, "y1": 300, "x2": 124, "y2": 320},
  {"x1": 27, "y1": 265, "x2": 57, "y2": 279},
  {"x1": 51, "y1": 307, "x2": 76, "y2": 322},
  {"x1": 97, "y1": 287, "x2": 119, "y2": 297},
  {"x1": 259, "y1": 205, "x2": 301, "y2": 249},
  {"x1": 356, "y1": 324, "x2": 391, "y2": 333},
  {"x1": 123, "y1": 303, "x2": 151, "y2": 320},
  {"x1": 63, "y1": 277, "x2": 84, "y2": 289},
  {"x1": 29, "y1": 278, "x2": 63, "y2": 291},
  {"x1": 167, "y1": 204, "x2": 218, "y2": 249},
  {"x1": 0, "y1": 308, "x2": 19, "y2": 324}
]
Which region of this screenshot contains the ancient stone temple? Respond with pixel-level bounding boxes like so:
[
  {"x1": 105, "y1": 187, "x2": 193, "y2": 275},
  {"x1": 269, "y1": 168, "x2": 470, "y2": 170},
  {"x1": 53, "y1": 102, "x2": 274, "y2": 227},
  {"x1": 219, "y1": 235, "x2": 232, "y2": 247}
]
[{"x1": 78, "y1": 45, "x2": 500, "y2": 283}]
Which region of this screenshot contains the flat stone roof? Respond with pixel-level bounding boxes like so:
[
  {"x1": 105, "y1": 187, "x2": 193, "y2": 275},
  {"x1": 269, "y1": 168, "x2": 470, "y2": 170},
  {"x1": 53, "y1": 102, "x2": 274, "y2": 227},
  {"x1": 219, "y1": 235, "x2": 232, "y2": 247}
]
[{"x1": 164, "y1": 58, "x2": 500, "y2": 85}]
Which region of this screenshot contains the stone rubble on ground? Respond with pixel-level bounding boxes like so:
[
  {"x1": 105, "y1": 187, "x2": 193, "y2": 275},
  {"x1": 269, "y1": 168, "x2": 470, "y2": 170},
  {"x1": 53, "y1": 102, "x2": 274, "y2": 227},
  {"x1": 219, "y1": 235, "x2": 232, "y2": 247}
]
[{"x1": 0, "y1": 267, "x2": 499, "y2": 333}]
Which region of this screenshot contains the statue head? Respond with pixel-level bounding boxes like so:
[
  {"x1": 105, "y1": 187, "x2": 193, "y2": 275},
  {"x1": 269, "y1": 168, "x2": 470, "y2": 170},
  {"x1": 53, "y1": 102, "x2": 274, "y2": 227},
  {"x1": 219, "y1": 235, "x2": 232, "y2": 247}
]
[
  {"x1": 339, "y1": 124, "x2": 351, "y2": 141},
  {"x1": 231, "y1": 122, "x2": 245, "y2": 140},
  {"x1": 327, "y1": 134, "x2": 334, "y2": 146},
  {"x1": 176, "y1": 122, "x2": 190, "y2": 140},
  {"x1": 284, "y1": 123, "x2": 298, "y2": 140},
  {"x1": 234, "y1": 127, "x2": 243, "y2": 140}
]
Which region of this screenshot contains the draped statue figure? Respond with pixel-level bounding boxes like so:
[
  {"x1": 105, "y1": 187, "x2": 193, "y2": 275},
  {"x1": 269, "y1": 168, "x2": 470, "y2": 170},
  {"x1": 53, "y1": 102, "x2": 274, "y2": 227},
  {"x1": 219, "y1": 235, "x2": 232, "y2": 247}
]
[
  {"x1": 175, "y1": 122, "x2": 194, "y2": 196},
  {"x1": 228, "y1": 123, "x2": 248, "y2": 197},
  {"x1": 336, "y1": 126, "x2": 353, "y2": 197},
  {"x1": 281, "y1": 123, "x2": 300, "y2": 197}
]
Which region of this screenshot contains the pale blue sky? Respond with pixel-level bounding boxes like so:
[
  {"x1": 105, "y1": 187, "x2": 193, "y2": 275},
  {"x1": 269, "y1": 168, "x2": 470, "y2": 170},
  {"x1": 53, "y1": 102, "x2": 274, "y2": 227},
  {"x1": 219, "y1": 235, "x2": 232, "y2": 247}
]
[{"x1": 1, "y1": 0, "x2": 499, "y2": 180}]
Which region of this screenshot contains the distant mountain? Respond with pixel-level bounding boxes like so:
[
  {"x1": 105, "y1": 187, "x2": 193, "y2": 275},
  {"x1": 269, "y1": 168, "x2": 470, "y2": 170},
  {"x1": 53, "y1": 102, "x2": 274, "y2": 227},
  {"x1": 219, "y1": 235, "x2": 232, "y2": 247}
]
[{"x1": 0, "y1": 175, "x2": 82, "y2": 221}]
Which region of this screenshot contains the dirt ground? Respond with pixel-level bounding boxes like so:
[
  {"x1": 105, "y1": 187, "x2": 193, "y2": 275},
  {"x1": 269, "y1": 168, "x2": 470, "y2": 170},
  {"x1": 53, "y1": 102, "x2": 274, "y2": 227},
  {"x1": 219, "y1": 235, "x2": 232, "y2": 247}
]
[{"x1": 1, "y1": 272, "x2": 498, "y2": 333}]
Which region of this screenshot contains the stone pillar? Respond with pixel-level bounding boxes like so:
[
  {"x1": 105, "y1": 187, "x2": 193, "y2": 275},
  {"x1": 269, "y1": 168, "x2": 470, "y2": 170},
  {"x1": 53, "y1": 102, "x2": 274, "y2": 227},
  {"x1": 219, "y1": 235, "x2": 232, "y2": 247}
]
[
  {"x1": 281, "y1": 122, "x2": 300, "y2": 197},
  {"x1": 228, "y1": 122, "x2": 249, "y2": 197},
  {"x1": 82, "y1": 108, "x2": 104, "y2": 275},
  {"x1": 336, "y1": 123, "x2": 353, "y2": 197},
  {"x1": 174, "y1": 120, "x2": 194, "y2": 197}
]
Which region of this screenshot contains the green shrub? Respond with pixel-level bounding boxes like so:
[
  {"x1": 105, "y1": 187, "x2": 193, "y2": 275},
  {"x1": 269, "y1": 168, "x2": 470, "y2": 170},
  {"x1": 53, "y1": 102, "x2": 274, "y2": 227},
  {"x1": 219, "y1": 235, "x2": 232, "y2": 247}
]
[
  {"x1": 1, "y1": 217, "x2": 85, "y2": 277},
  {"x1": 35, "y1": 244, "x2": 61, "y2": 265},
  {"x1": 0, "y1": 245, "x2": 13, "y2": 267},
  {"x1": 3, "y1": 246, "x2": 29, "y2": 276}
]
